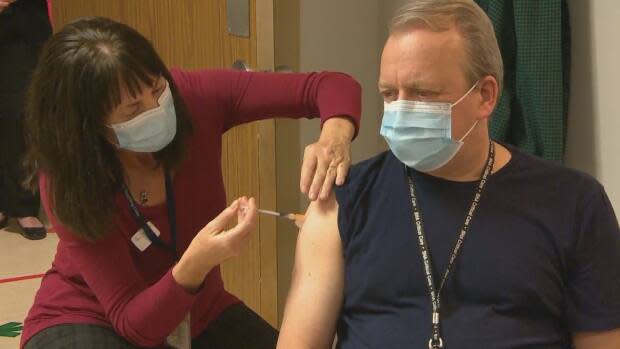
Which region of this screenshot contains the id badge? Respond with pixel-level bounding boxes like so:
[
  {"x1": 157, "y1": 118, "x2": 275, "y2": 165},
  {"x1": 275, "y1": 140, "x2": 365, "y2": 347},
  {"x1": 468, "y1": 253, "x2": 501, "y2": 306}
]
[
  {"x1": 131, "y1": 221, "x2": 161, "y2": 252},
  {"x1": 167, "y1": 313, "x2": 191, "y2": 349}
]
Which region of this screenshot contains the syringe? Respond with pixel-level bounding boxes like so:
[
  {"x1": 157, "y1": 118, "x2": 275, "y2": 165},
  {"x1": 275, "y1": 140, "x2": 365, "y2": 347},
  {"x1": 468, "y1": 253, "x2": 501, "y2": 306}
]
[{"x1": 257, "y1": 209, "x2": 305, "y2": 228}]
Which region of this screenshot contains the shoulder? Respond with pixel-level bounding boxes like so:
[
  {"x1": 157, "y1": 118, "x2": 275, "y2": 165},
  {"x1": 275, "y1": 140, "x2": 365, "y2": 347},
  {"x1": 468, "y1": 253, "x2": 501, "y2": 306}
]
[
  {"x1": 169, "y1": 68, "x2": 239, "y2": 102},
  {"x1": 334, "y1": 151, "x2": 397, "y2": 208},
  {"x1": 505, "y1": 144, "x2": 603, "y2": 200},
  {"x1": 335, "y1": 151, "x2": 394, "y2": 193},
  {"x1": 168, "y1": 68, "x2": 235, "y2": 132},
  {"x1": 38, "y1": 173, "x2": 124, "y2": 246},
  {"x1": 170, "y1": 68, "x2": 236, "y2": 88},
  {"x1": 304, "y1": 194, "x2": 340, "y2": 235}
]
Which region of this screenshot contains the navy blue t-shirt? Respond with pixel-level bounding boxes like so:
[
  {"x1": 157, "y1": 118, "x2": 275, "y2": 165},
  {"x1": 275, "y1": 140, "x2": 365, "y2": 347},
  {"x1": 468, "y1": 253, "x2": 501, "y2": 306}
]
[{"x1": 334, "y1": 146, "x2": 620, "y2": 349}]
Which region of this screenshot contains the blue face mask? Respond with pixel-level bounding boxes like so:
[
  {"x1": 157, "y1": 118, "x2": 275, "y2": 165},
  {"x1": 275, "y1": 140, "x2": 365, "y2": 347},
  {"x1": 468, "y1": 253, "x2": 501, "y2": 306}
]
[
  {"x1": 109, "y1": 81, "x2": 177, "y2": 153},
  {"x1": 380, "y1": 83, "x2": 479, "y2": 172}
]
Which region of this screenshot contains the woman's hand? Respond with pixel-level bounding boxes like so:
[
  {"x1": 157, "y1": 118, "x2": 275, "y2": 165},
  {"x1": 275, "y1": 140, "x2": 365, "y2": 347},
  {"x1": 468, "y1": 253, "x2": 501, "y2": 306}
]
[
  {"x1": 173, "y1": 197, "x2": 257, "y2": 291},
  {"x1": 300, "y1": 117, "x2": 355, "y2": 201}
]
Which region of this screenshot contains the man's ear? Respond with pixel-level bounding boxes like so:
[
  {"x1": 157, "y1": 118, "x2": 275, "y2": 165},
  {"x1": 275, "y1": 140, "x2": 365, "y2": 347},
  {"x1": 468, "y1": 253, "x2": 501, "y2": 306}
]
[{"x1": 477, "y1": 75, "x2": 500, "y2": 120}]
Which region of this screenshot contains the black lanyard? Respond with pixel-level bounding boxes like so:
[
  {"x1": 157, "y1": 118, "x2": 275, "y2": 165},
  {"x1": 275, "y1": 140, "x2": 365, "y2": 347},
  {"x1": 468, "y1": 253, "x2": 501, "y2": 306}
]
[
  {"x1": 123, "y1": 170, "x2": 178, "y2": 260},
  {"x1": 407, "y1": 142, "x2": 495, "y2": 349}
]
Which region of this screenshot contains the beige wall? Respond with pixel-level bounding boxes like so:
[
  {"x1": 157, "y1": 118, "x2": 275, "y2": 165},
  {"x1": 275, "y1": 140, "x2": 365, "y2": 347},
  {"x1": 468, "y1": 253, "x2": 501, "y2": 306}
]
[
  {"x1": 297, "y1": 0, "x2": 408, "y2": 208},
  {"x1": 276, "y1": 0, "x2": 394, "y2": 323},
  {"x1": 565, "y1": 0, "x2": 620, "y2": 209},
  {"x1": 275, "y1": 0, "x2": 394, "y2": 324},
  {"x1": 380, "y1": 0, "x2": 407, "y2": 41},
  {"x1": 298, "y1": 0, "x2": 386, "y2": 167}
]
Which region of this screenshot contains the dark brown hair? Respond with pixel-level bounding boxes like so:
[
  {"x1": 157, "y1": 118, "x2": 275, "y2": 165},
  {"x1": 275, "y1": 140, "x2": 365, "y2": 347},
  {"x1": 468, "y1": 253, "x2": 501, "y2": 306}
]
[{"x1": 25, "y1": 17, "x2": 192, "y2": 240}]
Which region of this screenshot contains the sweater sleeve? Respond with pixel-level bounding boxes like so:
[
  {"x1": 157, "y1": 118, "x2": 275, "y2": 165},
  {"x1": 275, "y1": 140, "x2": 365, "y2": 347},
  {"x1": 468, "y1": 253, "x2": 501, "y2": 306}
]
[
  {"x1": 170, "y1": 68, "x2": 362, "y2": 137},
  {"x1": 40, "y1": 175, "x2": 198, "y2": 347}
]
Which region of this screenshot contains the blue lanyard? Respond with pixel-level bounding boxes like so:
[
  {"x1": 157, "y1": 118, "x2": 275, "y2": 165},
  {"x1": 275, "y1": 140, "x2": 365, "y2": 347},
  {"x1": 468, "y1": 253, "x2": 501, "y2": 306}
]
[{"x1": 123, "y1": 171, "x2": 178, "y2": 260}]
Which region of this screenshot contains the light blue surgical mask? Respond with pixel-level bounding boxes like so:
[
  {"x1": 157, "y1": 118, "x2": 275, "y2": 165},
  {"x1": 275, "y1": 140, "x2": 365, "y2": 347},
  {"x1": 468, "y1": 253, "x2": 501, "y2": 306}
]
[
  {"x1": 109, "y1": 81, "x2": 177, "y2": 153},
  {"x1": 380, "y1": 83, "x2": 479, "y2": 172}
]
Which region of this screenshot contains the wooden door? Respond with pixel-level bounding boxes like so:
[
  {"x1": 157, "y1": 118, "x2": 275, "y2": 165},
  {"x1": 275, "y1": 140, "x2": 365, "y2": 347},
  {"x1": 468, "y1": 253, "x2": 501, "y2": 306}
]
[{"x1": 51, "y1": 0, "x2": 279, "y2": 326}]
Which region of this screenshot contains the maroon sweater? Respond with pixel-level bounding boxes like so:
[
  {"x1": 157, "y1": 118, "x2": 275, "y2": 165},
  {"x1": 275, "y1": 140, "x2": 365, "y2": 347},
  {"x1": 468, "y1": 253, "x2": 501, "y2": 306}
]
[{"x1": 21, "y1": 69, "x2": 361, "y2": 348}]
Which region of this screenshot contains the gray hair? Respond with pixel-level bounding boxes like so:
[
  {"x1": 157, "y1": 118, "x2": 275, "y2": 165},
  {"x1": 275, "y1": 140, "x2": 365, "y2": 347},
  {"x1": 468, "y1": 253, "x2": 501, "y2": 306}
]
[{"x1": 390, "y1": 0, "x2": 504, "y2": 91}]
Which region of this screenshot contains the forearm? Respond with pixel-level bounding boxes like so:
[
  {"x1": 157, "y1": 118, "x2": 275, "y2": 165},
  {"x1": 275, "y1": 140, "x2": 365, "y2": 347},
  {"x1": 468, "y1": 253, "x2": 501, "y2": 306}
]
[{"x1": 108, "y1": 269, "x2": 198, "y2": 347}]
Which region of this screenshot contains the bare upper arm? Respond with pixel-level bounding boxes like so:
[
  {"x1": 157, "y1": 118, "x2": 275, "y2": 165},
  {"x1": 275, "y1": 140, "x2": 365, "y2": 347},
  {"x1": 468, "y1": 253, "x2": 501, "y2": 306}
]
[
  {"x1": 277, "y1": 193, "x2": 344, "y2": 349},
  {"x1": 573, "y1": 328, "x2": 620, "y2": 349}
]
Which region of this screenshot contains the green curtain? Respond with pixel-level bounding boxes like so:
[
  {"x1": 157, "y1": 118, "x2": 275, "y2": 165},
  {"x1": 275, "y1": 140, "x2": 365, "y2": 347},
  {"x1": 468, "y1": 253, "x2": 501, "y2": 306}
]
[{"x1": 475, "y1": 0, "x2": 570, "y2": 161}]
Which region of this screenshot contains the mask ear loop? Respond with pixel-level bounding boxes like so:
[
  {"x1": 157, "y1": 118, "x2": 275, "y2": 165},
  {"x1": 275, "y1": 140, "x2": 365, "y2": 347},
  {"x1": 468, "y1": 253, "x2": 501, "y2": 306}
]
[
  {"x1": 459, "y1": 119, "x2": 480, "y2": 142},
  {"x1": 452, "y1": 81, "x2": 481, "y2": 142},
  {"x1": 451, "y1": 81, "x2": 479, "y2": 107}
]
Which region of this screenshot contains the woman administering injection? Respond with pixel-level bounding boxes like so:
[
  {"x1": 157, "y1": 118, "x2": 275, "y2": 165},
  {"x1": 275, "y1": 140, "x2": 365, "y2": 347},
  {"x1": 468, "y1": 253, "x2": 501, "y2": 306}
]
[{"x1": 20, "y1": 18, "x2": 361, "y2": 349}]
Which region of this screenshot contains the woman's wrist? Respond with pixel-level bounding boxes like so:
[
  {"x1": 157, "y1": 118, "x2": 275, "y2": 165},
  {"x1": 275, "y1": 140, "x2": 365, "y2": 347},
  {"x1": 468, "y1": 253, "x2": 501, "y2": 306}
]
[
  {"x1": 321, "y1": 116, "x2": 355, "y2": 142},
  {"x1": 172, "y1": 254, "x2": 210, "y2": 293}
]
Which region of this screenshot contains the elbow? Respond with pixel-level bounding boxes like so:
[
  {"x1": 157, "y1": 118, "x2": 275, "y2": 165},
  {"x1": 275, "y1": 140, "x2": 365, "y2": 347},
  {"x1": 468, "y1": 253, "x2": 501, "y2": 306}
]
[
  {"x1": 111, "y1": 319, "x2": 166, "y2": 348},
  {"x1": 107, "y1": 306, "x2": 167, "y2": 348},
  {"x1": 334, "y1": 71, "x2": 362, "y2": 95}
]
